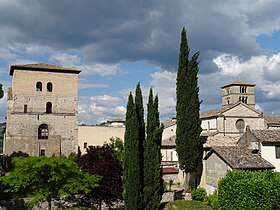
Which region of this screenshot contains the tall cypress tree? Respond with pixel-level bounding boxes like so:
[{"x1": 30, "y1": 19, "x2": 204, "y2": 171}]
[
  {"x1": 143, "y1": 89, "x2": 164, "y2": 210},
  {"x1": 0, "y1": 84, "x2": 3, "y2": 99},
  {"x1": 134, "y1": 82, "x2": 145, "y2": 208},
  {"x1": 176, "y1": 28, "x2": 202, "y2": 191},
  {"x1": 124, "y1": 93, "x2": 142, "y2": 210}
]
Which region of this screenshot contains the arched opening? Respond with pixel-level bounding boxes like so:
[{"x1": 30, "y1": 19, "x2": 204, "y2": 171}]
[
  {"x1": 47, "y1": 82, "x2": 53, "y2": 92},
  {"x1": 38, "y1": 124, "x2": 48, "y2": 139},
  {"x1": 36, "y1": 81, "x2": 42, "y2": 92},
  {"x1": 46, "y1": 102, "x2": 52, "y2": 113}
]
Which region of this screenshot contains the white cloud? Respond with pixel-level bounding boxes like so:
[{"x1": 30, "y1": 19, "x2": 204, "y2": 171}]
[
  {"x1": 78, "y1": 78, "x2": 109, "y2": 89},
  {"x1": 49, "y1": 53, "x2": 81, "y2": 67},
  {"x1": 78, "y1": 64, "x2": 121, "y2": 76}
]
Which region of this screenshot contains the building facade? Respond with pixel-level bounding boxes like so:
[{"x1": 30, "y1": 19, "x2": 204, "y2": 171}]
[{"x1": 4, "y1": 64, "x2": 80, "y2": 156}]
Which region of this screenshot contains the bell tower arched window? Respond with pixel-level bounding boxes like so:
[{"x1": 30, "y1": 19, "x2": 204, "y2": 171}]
[
  {"x1": 36, "y1": 82, "x2": 42, "y2": 92},
  {"x1": 46, "y1": 102, "x2": 52, "y2": 113},
  {"x1": 38, "y1": 124, "x2": 48, "y2": 139},
  {"x1": 47, "y1": 82, "x2": 53, "y2": 92}
]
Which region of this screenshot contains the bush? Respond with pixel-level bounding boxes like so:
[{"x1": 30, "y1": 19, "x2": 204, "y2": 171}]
[
  {"x1": 218, "y1": 170, "x2": 280, "y2": 210},
  {"x1": 206, "y1": 190, "x2": 219, "y2": 209},
  {"x1": 191, "y1": 187, "x2": 207, "y2": 201}
]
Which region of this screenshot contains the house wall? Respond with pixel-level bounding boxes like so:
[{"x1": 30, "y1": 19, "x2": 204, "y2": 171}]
[
  {"x1": 162, "y1": 123, "x2": 176, "y2": 140},
  {"x1": 261, "y1": 144, "x2": 280, "y2": 172},
  {"x1": 201, "y1": 118, "x2": 217, "y2": 132},
  {"x1": 78, "y1": 125, "x2": 125, "y2": 154},
  {"x1": 5, "y1": 69, "x2": 79, "y2": 156},
  {"x1": 161, "y1": 147, "x2": 178, "y2": 162},
  {"x1": 203, "y1": 153, "x2": 231, "y2": 194}
]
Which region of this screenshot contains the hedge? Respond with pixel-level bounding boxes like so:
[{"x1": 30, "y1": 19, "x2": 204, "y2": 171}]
[{"x1": 218, "y1": 170, "x2": 280, "y2": 210}]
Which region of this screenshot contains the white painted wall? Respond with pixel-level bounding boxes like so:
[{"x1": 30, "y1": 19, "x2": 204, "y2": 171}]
[
  {"x1": 201, "y1": 118, "x2": 217, "y2": 131},
  {"x1": 261, "y1": 144, "x2": 280, "y2": 171}
]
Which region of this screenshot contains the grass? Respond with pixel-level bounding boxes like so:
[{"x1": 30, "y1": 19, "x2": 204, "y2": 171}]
[{"x1": 164, "y1": 200, "x2": 211, "y2": 210}]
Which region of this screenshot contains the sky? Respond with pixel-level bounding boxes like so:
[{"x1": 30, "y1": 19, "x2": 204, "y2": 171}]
[{"x1": 0, "y1": 0, "x2": 280, "y2": 124}]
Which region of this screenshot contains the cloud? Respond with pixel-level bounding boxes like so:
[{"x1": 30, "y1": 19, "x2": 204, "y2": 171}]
[
  {"x1": 78, "y1": 64, "x2": 121, "y2": 76},
  {"x1": 78, "y1": 94, "x2": 125, "y2": 124},
  {"x1": 49, "y1": 53, "x2": 81, "y2": 67}
]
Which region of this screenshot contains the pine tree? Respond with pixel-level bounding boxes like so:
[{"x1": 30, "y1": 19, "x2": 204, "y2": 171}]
[
  {"x1": 143, "y1": 89, "x2": 164, "y2": 210},
  {"x1": 124, "y1": 92, "x2": 142, "y2": 210},
  {"x1": 176, "y1": 28, "x2": 202, "y2": 191}
]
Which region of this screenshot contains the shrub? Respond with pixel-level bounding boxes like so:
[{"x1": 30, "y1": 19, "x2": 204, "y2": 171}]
[
  {"x1": 206, "y1": 190, "x2": 219, "y2": 209},
  {"x1": 191, "y1": 187, "x2": 207, "y2": 201},
  {"x1": 218, "y1": 170, "x2": 280, "y2": 210}
]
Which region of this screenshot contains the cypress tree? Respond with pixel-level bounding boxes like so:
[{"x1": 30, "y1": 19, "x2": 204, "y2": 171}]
[
  {"x1": 124, "y1": 93, "x2": 142, "y2": 210},
  {"x1": 134, "y1": 82, "x2": 145, "y2": 208},
  {"x1": 176, "y1": 28, "x2": 202, "y2": 191},
  {"x1": 143, "y1": 89, "x2": 164, "y2": 210},
  {"x1": 0, "y1": 84, "x2": 3, "y2": 99}
]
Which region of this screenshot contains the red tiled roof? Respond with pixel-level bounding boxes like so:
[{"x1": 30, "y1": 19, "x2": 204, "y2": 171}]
[{"x1": 162, "y1": 167, "x2": 179, "y2": 174}]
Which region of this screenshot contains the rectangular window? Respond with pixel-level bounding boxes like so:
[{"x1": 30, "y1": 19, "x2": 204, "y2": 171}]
[
  {"x1": 275, "y1": 146, "x2": 280, "y2": 159},
  {"x1": 40, "y1": 149, "x2": 46, "y2": 156},
  {"x1": 84, "y1": 142, "x2": 87, "y2": 149},
  {"x1": 24, "y1": 105, "x2": 27, "y2": 113}
]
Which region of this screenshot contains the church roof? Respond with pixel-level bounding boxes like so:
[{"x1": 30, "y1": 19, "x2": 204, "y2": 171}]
[
  {"x1": 204, "y1": 146, "x2": 275, "y2": 170},
  {"x1": 203, "y1": 135, "x2": 239, "y2": 148},
  {"x1": 251, "y1": 129, "x2": 280, "y2": 143},
  {"x1": 10, "y1": 63, "x2": 81, "y2": 75},
  {"x1": 221, "y1": 80, "x2": 255, "y2": 88},
  {"x1": 200, "y1": 101, "x2": 262, "y2": 119}
]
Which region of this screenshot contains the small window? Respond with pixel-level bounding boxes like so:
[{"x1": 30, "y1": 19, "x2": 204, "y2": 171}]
[
  {"x1": 36, "y1": 82, "x2": 42, "y2": 92},
  {"x1": 84, "y1": 142, "x2": 87, "y2": 149},
  {"x1": 276, "y1": 146, "x2": 280, "y2": 159},
  {"x1": 47, "y1": 82, "x2": 53, "y2": 92},
  {"x1": 40, "y1": 149, "x2": 46, "y2": 156},
  {"x1": 38, "y1": 124, "x2": 48, "y2": 139},
  {"x1": 46, "y1": 102, "x2": 52, "y2": 113},
  {"x1": 24, "y1": 104, "x2": 27, "y2": 113}
]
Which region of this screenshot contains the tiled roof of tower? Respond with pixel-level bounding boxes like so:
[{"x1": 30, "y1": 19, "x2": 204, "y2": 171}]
[
  {"x1": 205, "y1": 146, "x2": 275, "y2": 169},
  {"x1": 221, "y1": 80, "x2": 255, "y2": 88},
  {"x1": 10, "y1": 63, "x2": 81, "y2": 75}
]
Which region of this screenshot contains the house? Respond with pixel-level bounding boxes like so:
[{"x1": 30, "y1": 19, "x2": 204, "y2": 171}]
[
  {"x1": 4, "y1": 64, "x2": 81, "y2": 156},
  {"x1": 203, "y1": 146, "x2": 274, "y2": 194},
  {"x1": 238, "y1": 126, "x2": 280, "y2": 172}
]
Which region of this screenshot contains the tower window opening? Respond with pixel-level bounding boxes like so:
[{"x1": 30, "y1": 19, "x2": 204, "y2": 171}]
[
  {"x1": 40, "y1": 149, "x2": 46, "y2": 156},
  {"x1": 46, "y1": 102, "x2": 52, "y2": 113},
  {"x1": 24, "y1": 104, "x2": 27, "y2": 113},
  {"x1": 47, "y1": 82, "x2": 53, "y2": 92},
  {"x1": 38, "y1": 124, "x2": 48, "y2": 139},
  {"x1": 36, "y1": 82, "x2": 42, "y2": 92}
]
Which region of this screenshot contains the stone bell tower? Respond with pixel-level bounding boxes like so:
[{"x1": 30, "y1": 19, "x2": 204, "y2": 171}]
[
  {"x1": 221, "y1": 80, "x2": 255, "y2": 107},
  {"x1": 4, "y1": 64, "x2": 81, "y2": 156}
]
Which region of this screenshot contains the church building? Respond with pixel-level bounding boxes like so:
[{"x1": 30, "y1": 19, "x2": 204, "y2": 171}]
[{"x1": 4, "y1": 64, "x2": 81, "y2": 156}]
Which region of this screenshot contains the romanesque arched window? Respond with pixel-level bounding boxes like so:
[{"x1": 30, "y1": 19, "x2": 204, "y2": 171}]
[
  {"x1": 38, "y1": 124, "x2": 48, "y2": 139},
  {"x1": 46, "y1": 102, "x2": 52, "y2": 113},
  {"x1": 47, "y1": 82, "x2": 53, "y2": 92},
  {"x1": 36, "y1": 81, "x2": 42, "y2": 92}
]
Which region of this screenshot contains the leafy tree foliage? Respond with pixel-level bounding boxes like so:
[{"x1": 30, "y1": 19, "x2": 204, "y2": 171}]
[
  {"x1": 218, "y1": 170, "x2": 280, "y2": 210},
  {"x1": 77, "y1": 145, "x2": 123, "y2": 209},
  {"x1": 124, "y1": 92, "x2": 142, "y2": 210},
  {"x1": 1, "y1": 151, "x2": 29, "y2": 173},
  {"x1": 108, "y1": 137, "x2": 124, "y2": 166},
  {"x1": 176, "y1": 27, "x2": 202, "y2": 190},
  {"x1": 1, "y1": 156, "x2": 100, "y2": 210},
  {"x1": 0, "y1": 84, "x2": 3, "y2": 99},
  {"x1": 143, "y1": 89, "x2": 164, "y2": 210}
]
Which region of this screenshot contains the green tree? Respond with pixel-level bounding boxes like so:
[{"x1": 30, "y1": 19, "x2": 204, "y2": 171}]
[
  {"x1": 176, "y1": 27, "x2": 202, "y2": 191},
  {"x1": 135, "y1": 82, "x2": 145, "y2": 208},
  {"x1": 0, "y1": 84, "x2": 3, "y2": 99},
  {"x1": 1, "y1": 156, "x2": 100, "y2": 210},
  {"x1": 108, "y1": 137, "x2": 124, "y2": 166},
  {"x1": 143, "y1": 89, "x2": 164, "y2": 210},
  {"x1": 124, "y1": 92, "x2": 142, "y2": 210}
]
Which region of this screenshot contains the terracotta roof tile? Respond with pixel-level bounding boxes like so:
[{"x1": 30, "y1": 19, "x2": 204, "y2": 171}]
[
  {"x1": 221, "y1": 80, "x2": 255, "y2": 88},
  {"x1": 203, "y1": 135, "x2": 239, "y2": 148},
  {"x1": 206, "y1": 146, "x2": 274, "y2": 169},
  {"x1": 251, "y1": 129, "x2": 280, "y2": 143},
  {"x1": 10, "y1": 63, "x2": 81, "y2": 75},
  {"x1": 264, "y1": 116, "x2": 280, "y2": 126}
]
